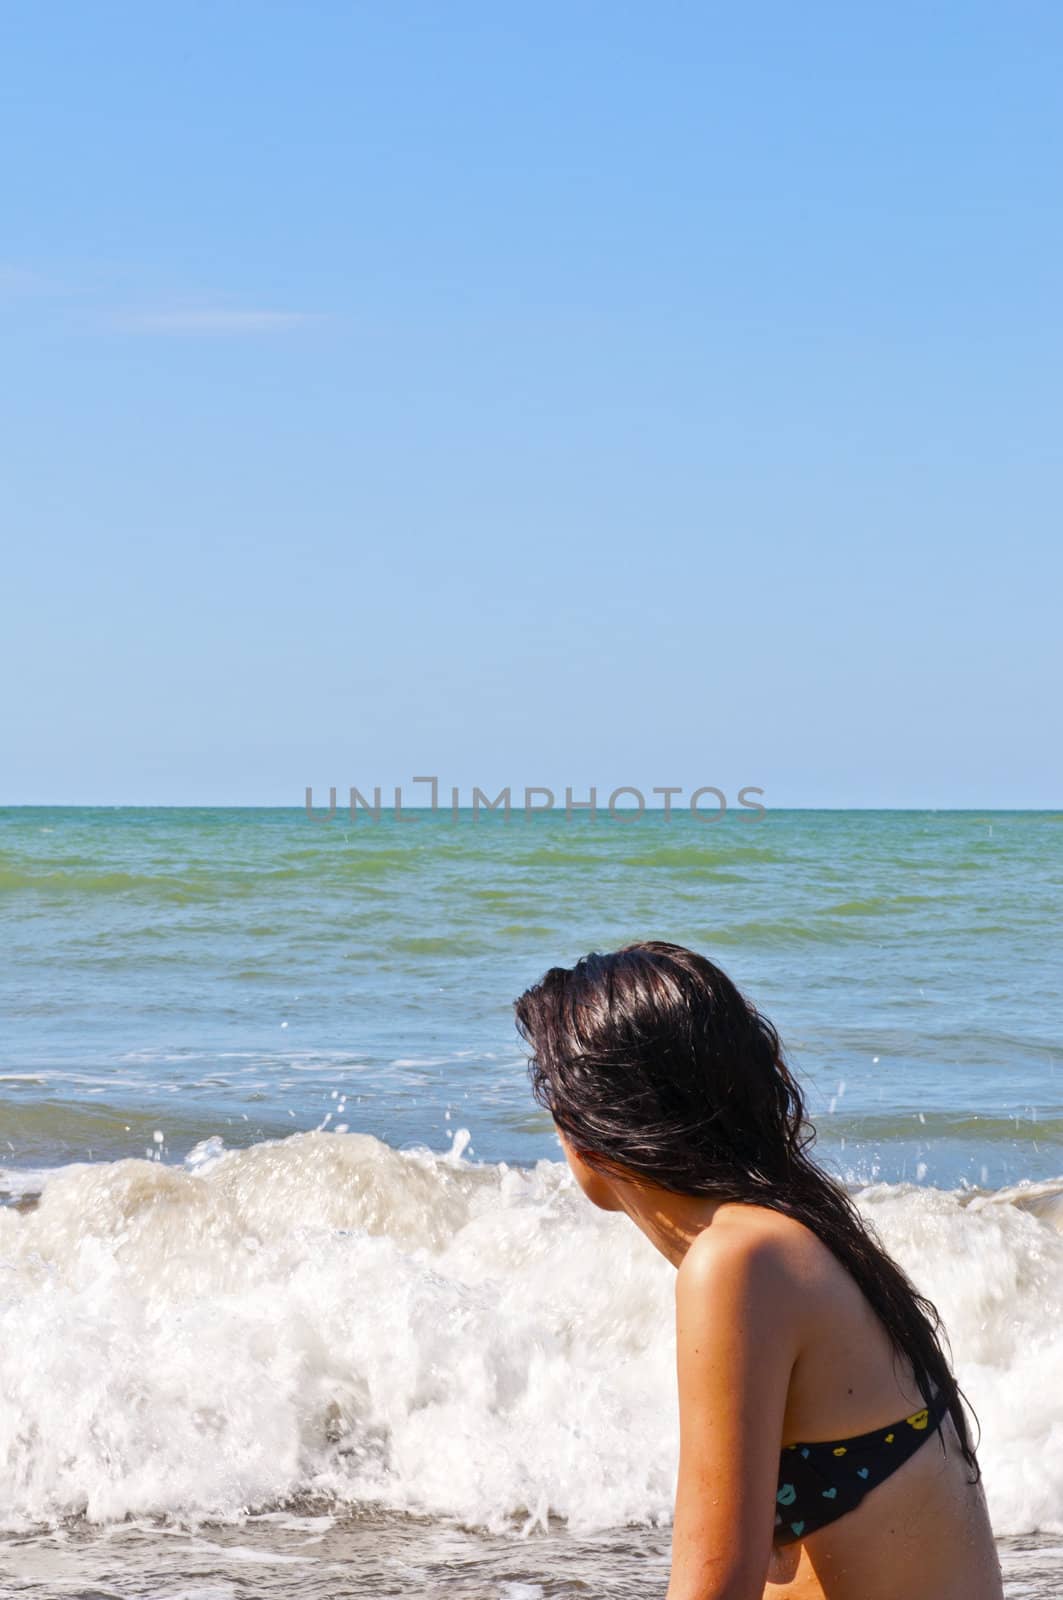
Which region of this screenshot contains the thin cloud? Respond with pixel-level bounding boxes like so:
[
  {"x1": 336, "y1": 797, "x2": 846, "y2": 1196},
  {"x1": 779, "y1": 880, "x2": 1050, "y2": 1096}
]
[{"x1": 109, "y1": 308, "x2": 320, "y2": 335}]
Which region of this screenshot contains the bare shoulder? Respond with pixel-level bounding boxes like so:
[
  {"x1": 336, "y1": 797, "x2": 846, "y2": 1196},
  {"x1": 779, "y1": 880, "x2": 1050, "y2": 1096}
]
[
  {"x1": 676, "y1": 1202, "x2": 843, "y2": 1338},
  {"x1": 675, "y1": 1206, "x2": 797, "y2": 1320},
  {"x1": 681, "y1": 1201, "x2": 834, "y2": 1280}
]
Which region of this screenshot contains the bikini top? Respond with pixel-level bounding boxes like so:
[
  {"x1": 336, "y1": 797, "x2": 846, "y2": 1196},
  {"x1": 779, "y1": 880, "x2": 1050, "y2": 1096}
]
[{"x1": 774, "y1": 1384, "x2": 951, "y2": 1545}]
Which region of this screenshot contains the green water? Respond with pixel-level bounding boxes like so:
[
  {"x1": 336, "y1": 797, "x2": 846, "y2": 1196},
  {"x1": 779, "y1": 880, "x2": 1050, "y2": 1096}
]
[{"x1": 1, "y1": 805, "x2": 1060, "y2": 1189}]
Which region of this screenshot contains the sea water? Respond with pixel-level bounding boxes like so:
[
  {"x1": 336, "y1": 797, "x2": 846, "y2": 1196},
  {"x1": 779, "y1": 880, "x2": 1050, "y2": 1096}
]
[{"x1": 0, "y1": 807, "x2": 1060, "y2": 1597}]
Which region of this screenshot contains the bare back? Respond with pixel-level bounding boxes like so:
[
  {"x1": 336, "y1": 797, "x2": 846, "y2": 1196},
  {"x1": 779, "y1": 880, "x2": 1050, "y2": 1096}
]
[{"x1": 713, "y1": 1204, "x2": 1003, "y2": 1600}]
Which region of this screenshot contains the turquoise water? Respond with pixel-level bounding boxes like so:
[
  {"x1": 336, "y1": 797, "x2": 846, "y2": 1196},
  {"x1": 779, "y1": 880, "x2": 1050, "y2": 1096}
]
[
  {"x1": 1, "y1": 806, "x2": 1061, "y2": 1598},
  {"x1": 2, "y1": 806, "x2": 1060, "y2": 1187}
]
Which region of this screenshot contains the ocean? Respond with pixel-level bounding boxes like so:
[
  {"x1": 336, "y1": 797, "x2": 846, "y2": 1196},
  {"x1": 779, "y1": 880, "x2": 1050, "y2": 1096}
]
[{"x1": 0, "y1": 805, "x2": 1060, "y2": 1598}]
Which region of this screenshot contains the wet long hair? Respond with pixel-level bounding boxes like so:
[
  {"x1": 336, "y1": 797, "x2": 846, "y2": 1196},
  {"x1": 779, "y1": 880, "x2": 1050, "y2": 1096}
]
[{"x1": 515, "y1": 939, "x2": 981, "y2": 1481}]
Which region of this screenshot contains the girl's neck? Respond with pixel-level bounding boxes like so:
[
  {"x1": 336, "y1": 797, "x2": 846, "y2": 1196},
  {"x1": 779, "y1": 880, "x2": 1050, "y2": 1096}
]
[{"x1": 611, "y1": 1181, "x2": 730, "y2": 1268}]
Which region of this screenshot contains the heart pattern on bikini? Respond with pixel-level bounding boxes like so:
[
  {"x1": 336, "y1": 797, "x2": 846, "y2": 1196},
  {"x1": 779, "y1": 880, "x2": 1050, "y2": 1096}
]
[{"x1": 776, "y1": 1397, "x2": 944, "y2": 1545}]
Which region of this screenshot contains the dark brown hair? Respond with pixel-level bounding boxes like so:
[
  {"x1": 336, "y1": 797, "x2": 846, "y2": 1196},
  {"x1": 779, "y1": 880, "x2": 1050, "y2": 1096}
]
[{"x1": 514, "y1": 939, "x2": 980, "y2": 1479}]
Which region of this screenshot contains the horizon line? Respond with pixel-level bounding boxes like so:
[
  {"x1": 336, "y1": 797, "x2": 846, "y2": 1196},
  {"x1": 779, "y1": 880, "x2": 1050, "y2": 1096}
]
[{"x1": 1, "y1": 803, "x2": 1059, "y2": 815}]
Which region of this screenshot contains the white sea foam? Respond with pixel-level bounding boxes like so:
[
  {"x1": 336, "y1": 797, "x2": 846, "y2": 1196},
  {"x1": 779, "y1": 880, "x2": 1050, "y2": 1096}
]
[{"x1": 0, "y1": 1131, "x2": 1060, "y2": 1538}]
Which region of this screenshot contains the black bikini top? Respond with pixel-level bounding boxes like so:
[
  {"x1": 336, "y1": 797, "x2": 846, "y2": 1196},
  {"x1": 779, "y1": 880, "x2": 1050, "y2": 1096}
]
[{"x1": 774, "y1": 1385, "x2": 951, "y2": 1545}]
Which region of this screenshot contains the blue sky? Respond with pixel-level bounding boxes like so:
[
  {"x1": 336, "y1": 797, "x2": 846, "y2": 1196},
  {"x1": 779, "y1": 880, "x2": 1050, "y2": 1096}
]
[{"x1": 3, "y1": 3, "x2": 1060, "y2": 807}]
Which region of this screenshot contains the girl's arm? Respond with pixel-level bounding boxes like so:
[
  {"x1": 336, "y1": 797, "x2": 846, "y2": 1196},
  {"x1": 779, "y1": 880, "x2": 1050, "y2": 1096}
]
[{"x1": 667, "y1": 1230, "x2": 801, "y2": 1600}]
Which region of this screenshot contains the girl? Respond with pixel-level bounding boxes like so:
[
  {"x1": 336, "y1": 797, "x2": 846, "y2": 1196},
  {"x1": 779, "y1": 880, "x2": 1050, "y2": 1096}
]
[{"x1": 515, "y1": 941, "x2": 1003, "y2": 1600}]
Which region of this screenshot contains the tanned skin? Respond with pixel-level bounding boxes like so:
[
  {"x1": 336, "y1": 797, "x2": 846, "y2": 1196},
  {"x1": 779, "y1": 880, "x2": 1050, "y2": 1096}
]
[{"x1": 555, "y1": 1128, "x2": 1003, "y2": 1600}]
